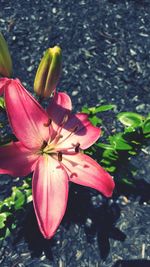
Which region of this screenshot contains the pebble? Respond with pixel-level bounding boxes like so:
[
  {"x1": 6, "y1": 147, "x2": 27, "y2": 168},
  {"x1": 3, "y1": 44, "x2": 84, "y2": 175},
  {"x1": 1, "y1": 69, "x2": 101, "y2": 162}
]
[{"x1": 72, "y1": 90, "x2": 78, "y2": 96}]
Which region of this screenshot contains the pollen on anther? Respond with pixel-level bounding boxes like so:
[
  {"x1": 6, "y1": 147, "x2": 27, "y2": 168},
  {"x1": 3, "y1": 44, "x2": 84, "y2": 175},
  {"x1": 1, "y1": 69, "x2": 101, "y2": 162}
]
[{"x1": 75, "y1": 143, "x2": 80, "y2": 153}]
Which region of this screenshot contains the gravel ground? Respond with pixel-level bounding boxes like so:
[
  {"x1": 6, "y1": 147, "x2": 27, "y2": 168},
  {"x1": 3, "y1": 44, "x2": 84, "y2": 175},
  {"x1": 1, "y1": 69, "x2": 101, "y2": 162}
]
[{"x1": 0, "y1": 0, "x2": 150, "y2": 266}]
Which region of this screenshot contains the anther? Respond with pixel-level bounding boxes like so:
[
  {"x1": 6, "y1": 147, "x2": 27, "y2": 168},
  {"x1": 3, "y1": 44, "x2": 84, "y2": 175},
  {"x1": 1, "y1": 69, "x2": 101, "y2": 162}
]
[
  {"x1": 58, "y1": 151, "x2": 62, "y2": 162},
  {"x1": 75, "y1": 143, "x2": 80, "y2": 153},
  {"x1": 41, "y1": 140, "x2": 47, "y2": 150},
  {"x1": 44, "y1": 118, "x2": 52, "y2": 127}
]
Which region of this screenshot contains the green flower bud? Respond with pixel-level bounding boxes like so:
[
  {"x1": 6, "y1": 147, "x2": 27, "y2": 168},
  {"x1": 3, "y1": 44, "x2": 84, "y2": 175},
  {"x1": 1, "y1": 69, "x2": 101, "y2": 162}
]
[
  {"x1": 0, "y1": 32, "x2": 12, "y2": 77},
  {"x1": 34, "y1": 46, "x2": 62, "y2": 98}
]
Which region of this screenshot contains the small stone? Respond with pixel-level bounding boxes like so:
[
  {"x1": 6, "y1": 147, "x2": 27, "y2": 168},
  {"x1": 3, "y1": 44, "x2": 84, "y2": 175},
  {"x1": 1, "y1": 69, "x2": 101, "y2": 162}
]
[
  {"x1": 72, "y1": 90, "x2": 78, "y2": 96},
  {"x1": 130, "y1": 48, "x2": 137, "y2": 56},
  {"x1": 85, "y1": 218, "x2": 92, "y2": 228},
  {"x1": 75, "y1": 250, "x2": 84, "y2": 260},
  {"x1": 117, "y1": 67, "x2": 124, "y2": 72},
  {"x1": 52, "y1": 7, "x2": 57, "y2": 14},
  {"x1": 27, "y1": 65, "x2": 34, "y2": 72}
]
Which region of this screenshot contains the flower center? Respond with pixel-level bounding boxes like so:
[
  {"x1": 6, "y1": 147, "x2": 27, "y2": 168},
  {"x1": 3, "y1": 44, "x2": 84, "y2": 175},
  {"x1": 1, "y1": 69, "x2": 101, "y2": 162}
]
[
  {"x1": 40, "y1": 140, "x2": 63, "y2": 162},
  {"x1": 40, "y1": 114, "x2": 81, "y2": 161}
]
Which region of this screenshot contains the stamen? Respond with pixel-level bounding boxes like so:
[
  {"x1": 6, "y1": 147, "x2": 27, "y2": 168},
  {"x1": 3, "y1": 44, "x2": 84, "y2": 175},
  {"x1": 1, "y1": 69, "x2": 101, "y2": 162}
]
[
  {"x1": 41, "y1": 140, "x2": 48, "y2": 150},
  {"x1": 44, "y1": 118, "x2": 52, "y2": 127},
  {"x1": 50, "y1": 114, "x2": 69, "y2": 145},
  {"x1": 68, "y1": 125, "x2": 78, "y2": 133},
  {"x1": 58, "y1": 151, "x2": 62, "y2": 162},
  {"x1": 75, "y1": 143, "x2": 80, "y2": 153},
  {"x1": 60, "y1": 114, "x2": 69, "y2": 126},
  {"x1": 57, "y1": 125, "x2": 79, "y2": 146},
  {"x1": 74, "y1": 126, "x2": 78, "y2": 132}
]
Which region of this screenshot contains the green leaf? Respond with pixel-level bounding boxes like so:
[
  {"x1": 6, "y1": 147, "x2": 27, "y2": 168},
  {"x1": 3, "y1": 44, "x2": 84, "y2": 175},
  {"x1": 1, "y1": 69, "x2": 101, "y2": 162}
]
[
  {"x1": 81, "y1": 106, "x2": 90, "y2": 114},
  {"x1": 143, "y1": 116, "x2": 150, "y2": 134},
  {"x1": 0, "y1": 97, "x2": 5, "y2": 109},
  {"x1": 117, "y1": 112, "x2": 144, "y2": 127},
  {"x1": 109, "y1": 133, "x2": 133, "y2": 150},
  {"x1": 121, "y1": 178, "x2": 135, "y2": 187},
  {"x1": 89, "y1": 104, "x2": 116, "y2": 114},
  {"x1": 89, "y1": 115, "x2": 102, "y2": 126},
  {"x1": 0, "y1": 213, "x2": 7, "y2": 229},
  {"x1": 128, "y1": 150, "x2": 137, "y2": 155},
  {"x1": 145, "y1": 133, "x2": 150, "y2": 138},
  {"x1": 124, "y1": 126, "x2": 136, "y2": 133},
  {"x1": 96, "y1": 143, "x2": 114, "y2": 150},
  {"x1": 12, "y1": 188, "x2": 25, "y2": 210},
  {"x1": 105, "y1": 166, "x2": 116, "y2": 172},
  {"x1": 103, "y1": 149, "x2": 118, "y2": 160}
]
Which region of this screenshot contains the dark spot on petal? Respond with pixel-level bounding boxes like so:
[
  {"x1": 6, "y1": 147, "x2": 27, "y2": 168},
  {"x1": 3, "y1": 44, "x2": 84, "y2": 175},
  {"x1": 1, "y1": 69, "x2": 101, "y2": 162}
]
[
  {"x1": 56, "y1": 165, "x2": 63, "y2": 169},
  {"x1": 70, "y1": 172, "x2": 78, "y2": 179},
  {"x1": 83, "y1": 164, "x2": 89, "y2": 168}
]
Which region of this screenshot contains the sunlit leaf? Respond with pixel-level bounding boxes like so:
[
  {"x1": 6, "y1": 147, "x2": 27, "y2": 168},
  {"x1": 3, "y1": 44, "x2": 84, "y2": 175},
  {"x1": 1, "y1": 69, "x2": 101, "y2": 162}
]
[
  {"x1": 96, "y1": 143, "x2": 114, "y2": 150},
  {"x1": 0, "y1": 213, "x2": 7, "y2": 229},
  {"x1": 103, "y1": 149, "x2": 118, "y2": 160},
  {"x1": 81, "y1": 106, "x2": 90, "y2": 114},
  {"x1": 128, "y1": 151, "x2": 137, "y2": 155},
  {"x1": 12, "y1": 187, "x2": 25, "y2": 210},
  {"x1": 89, "y1": 104, "x2": 116, "y2": 114},
  {"x1": 143, "y1": 116, "x2": 150, "y2": 134},
  {"x1": 89, "y1": 115, "x2": 102, "y2": 126},
  {"x1": 117, "y1": 112, "x2": 144, "y2": 127},
  {"x1": 105, "y1": 166, "x2": 116, "y2": 172},
  {"x1": 0, "y1": 97, "x2": 5, "y2": 109}
]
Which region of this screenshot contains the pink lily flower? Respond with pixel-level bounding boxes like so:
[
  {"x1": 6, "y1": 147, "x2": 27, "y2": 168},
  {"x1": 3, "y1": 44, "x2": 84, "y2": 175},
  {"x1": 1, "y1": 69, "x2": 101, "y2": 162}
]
[{"x1": 0, "y1": 78, "x2": 115, "y2": 239}]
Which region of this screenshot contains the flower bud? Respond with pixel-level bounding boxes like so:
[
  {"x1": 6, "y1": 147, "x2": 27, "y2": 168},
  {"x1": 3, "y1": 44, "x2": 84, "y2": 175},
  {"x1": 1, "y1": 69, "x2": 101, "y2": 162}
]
[
  {"x1": 0, "y1": 32, "x2": 12, "y2": 77},
  {"x1": 34, "y1": 46, "x2": 62, "y2": 98}
]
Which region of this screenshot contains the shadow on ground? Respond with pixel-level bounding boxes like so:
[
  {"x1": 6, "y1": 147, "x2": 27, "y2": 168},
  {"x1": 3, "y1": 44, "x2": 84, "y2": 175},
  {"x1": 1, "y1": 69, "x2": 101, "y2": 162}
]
[
  {"x1": 13, "y1": 184, "x2": 126, "y2": 261},
  {"x1": 112, "y1": 259, "x2": 150, "y2": 267}
]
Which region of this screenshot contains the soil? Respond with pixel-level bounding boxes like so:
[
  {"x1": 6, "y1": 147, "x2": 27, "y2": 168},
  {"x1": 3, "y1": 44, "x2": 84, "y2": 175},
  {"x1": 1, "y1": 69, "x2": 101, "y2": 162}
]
[{"x1": 0, "y1": 0, "x2": 150, "y2": 266}]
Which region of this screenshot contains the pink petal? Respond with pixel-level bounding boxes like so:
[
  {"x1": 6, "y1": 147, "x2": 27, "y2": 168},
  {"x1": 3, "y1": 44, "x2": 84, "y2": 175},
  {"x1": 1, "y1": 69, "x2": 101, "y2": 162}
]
[
  {"x1": 47, "y1": 92, "x2": 72, "y2": 120},
  {"x1": 0, "y1": 141, "x2": 39, "y2": 176},
  {"x1": 47, "y1": 92, "x2": 72, "y2": 138},
  {"x1": 62, "y1": 153, "x2": 115, "y2": 197},
  {"x1": 0, "y1": 78, "x2": 9, "y2": 95},
  {"x1": 32, "y1": 155, "x2": 69, "y2": 239},
  {"x1": 5, "y1": 79, "x2": 50, "y2": 150},
  {"x1": 56, "y1": 113, "x2": 101, "y2": 150}
]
